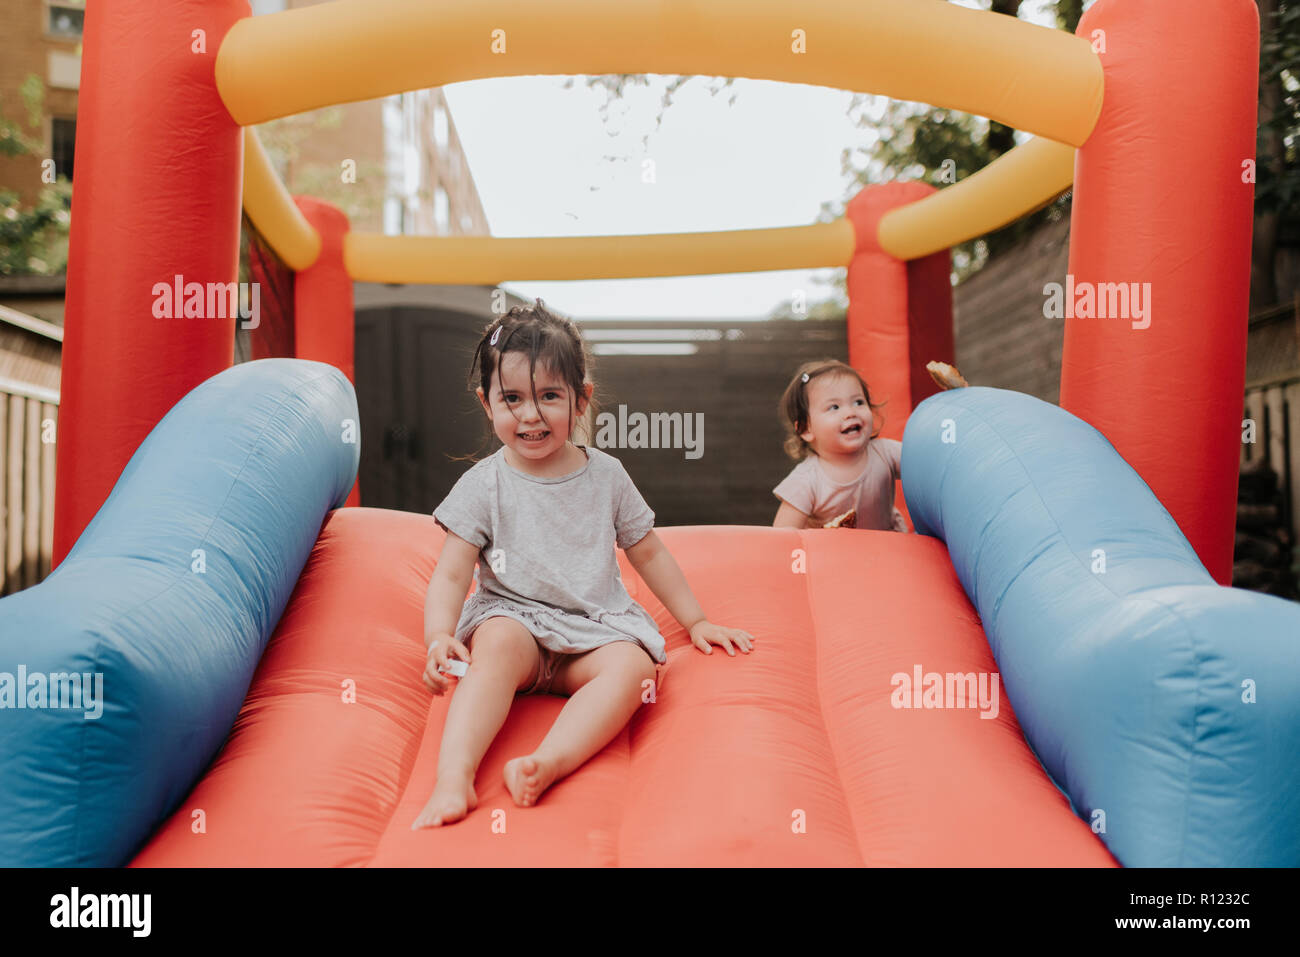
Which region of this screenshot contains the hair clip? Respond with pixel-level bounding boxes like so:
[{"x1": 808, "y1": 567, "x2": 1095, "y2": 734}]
[
  {"x1": 490, "y1": 326, "x2": 501, "y2": 346},
  {"x1": 801, "y1": 372, "x2": 810, "y2": 383}
]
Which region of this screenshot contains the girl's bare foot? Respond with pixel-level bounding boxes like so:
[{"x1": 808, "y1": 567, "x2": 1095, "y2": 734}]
[
  {"x1": 411, "y1": 772, "x2": 478, "y2": 829},
  {"x1": 503, "y1": 754, "x2": 560, "y2": 807}
]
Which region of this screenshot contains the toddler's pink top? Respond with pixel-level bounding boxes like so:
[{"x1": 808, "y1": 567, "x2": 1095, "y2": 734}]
[{"x1": 773, "y1": 438, "x2": 906, "y2": 531}]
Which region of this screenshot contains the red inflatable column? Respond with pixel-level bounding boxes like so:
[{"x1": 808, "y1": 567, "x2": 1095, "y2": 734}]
[
  {"x1": 846, "y1": 182, "x2": 954, "y2": 527},
  {"x1": 53, "y1": 0, "x2": 248, "y2": 566},
  {"x1": 1061, "y1": 0, "x2": 1258, "y2": 584},
  {"x1": 292, "y1": 197, "x2": 359, "y2": 507},
  {"x1": 845, "y1": 182, "x2": 954, "y2": 440}
]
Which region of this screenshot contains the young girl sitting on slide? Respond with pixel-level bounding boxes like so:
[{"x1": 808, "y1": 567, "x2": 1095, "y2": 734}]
[
  {"x1": 771, "y1": 359, "x2": 909, "y2": 532},
  {"x1": 414, "y1": 299, "x2": 754, "y2": 829}
]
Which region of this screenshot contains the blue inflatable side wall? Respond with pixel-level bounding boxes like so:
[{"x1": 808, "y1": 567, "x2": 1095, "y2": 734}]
[
  {"x1": 0, "y1": 359, "x2": 358, "y2": 866},
  {"x1": 902, "y1": 387, "x2": 1300, "y2": 867}
]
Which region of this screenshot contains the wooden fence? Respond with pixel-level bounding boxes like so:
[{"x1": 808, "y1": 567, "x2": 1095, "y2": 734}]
[
  {"x1": 575, "y1": 318, "x2": 851, "y2": 526},
  {"x1": 353, "y1": 312, "x2": 853, "y2": 526},
  {"x1": 0, "y1": 380, "x2": 58, "y2": 596},
  {"x1": 1242, "y1": 373, "x2": 1300, "y2": 551},
  {"x1": 4, "y1": 309, "x2": 1294, "y2": 594}
]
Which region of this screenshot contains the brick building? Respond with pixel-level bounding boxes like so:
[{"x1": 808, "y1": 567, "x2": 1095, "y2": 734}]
[
  {"x1": 246, "y1": 0, "x2": 490, "y2": 237},
  {"x1": 0, "y1": 0, "x2": 82, "y2": 206}
]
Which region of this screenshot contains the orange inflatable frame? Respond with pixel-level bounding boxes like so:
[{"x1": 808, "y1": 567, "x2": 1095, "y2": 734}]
[
  {"x1": 42, "y1": 0, "x2": 1263, "y2": 870},
  {"x1": 56, "y1": 0, "x2": 1255, "y2": 580}
]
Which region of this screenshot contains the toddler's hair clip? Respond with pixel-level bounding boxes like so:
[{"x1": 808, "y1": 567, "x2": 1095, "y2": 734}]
[
  {"x1": 801, "y1": 372, "x2": 810, "y2": 383},
  {"x1": 490, "y1": 326, "x2": 502, "y2": 346}
]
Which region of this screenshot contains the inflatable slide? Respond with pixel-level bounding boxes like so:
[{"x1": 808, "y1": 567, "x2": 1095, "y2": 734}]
[
  {"x1": 2, "y1": 362, "x2": 1297, "y2": 867},
  {"x1": 2, "y1": 0, "x2": 1292, "y2": 868}
]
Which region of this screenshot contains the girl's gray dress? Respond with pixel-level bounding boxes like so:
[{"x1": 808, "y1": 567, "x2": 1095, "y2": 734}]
[{"x1": 432, "y1": 445, "x2": 666, "y2": 664}]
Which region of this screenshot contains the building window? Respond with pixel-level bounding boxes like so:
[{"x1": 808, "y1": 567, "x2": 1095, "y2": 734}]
[
  {"x1": 404, "y1": 143, "x2": 419, "y2": 194},
  {"x1": 51, "y1": 117, "x2": 75, "y2": 181},
  {"x1": 434, "y1": 186, "x2": 449, "y2": 233},
  {"x1": 47, "y1": 2, "x2": 84, "y2": 38},
  {"x1": 382, "y1": 94, "x2": 407, "y2": 232},
  {"x1": 384, "y1": 196, "x2": 403, "y2": 235},
  {"x1": 433, "y1": 104, "x2": 448, "y2": 151}
]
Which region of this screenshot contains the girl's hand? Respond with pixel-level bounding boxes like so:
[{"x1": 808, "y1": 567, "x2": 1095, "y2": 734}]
[
  {"x1": 688, "y1": 620, "x2": 755, "y2": 657},
  {"x1": 423, "y1": 635, "x2": 471, "y2": 695}
]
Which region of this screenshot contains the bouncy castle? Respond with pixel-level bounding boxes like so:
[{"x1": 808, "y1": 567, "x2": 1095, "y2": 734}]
[{"x1": 1, "y1": 0, "x2": 1298, "y2": 867}]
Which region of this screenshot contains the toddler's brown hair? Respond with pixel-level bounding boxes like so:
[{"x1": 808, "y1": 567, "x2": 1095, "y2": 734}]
[
  {"x1": 461, "y1": 298, "x2": 596, "y2": 459},
  {"x1": 778, "y1": 359, "x2": 884, "y2": 460}
]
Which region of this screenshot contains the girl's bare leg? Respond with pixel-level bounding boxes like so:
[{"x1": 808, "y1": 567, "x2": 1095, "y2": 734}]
[
  {"x1": 504, "y1": 641, "x2": 656, "y2": 807},
  {"x1": 412, "y1": 618, "x2": 540, "y2": 828}
]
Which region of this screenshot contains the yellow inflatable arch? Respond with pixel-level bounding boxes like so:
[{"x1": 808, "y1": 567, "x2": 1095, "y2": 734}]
[
  {"x1": 56, "y1": 0, "x2": 1258, "y2": 587},
  {"x1": 224, "y1": 0, "x2": 1099, "y2": 277}
]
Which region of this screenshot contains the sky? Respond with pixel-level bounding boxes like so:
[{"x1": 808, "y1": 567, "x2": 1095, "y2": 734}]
[{"x1": 441, "y1": 0, "x2": 1086, "y2": 320}]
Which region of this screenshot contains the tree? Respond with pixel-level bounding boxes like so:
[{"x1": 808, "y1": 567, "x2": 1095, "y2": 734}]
[
  {"x1": 0, "y1": 74, "x2": 72, "y2": 277},
  {"x1": 1254, "y1": 0, "x2": 1300, "y2": 309},
  {"x1": 253, "y1": 107, "x2": 389, "y2": 229},
  {"x1": 571, "y1": 1, "x2": 1091, "y2": 318},
  {"x1": 833, "y1": 0, "x2": 1089, "y2": 288}
]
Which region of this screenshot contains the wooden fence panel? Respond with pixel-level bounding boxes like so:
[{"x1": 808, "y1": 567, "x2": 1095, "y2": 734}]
[
  {"x1": 0, "y1": 387, "x2": 59, "y2": 596},
  {"x1": 0, "y1": 392, "x2": 6, "y2": 594},
  {"x1": 1, "y1": 331, "x2": 1290, "y2": 594},
  {"x1": 6, "y1": 395, "x2": 23, "y2": 593},
  {"x1": 580, "y1": 319, "x2": 849, "y2": 527},
  {"x1": 40, "y1": 403, "x2": 57, "y2": 581},
  {"x1": 23, "y1": 398, "x2": 39, "y2": 589},
  {"x1": 1243, "y1": 379, "x2": 1299, "y2": 560},
  {"x1": 1286, "y1": 383, "x2": 1300, "y2": 551},
  {"x1": 1243, "y1": 392, "x2": 1264, "y2": 464}
]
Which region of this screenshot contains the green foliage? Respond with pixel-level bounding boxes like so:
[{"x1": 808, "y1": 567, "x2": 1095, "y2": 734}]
[
  {"x1": 253, "y1": 106, "x2": 390, "y2": 229},
  {"x1": 838, "y1": 0, "x2": 1083, "y2": 285},
  {"x1": 0, "y1": 77, "x2": 46, "y2": 158},
  {"x1": 239, "y1": 105, "x2": 388, "y2": 305},
  {"x1": 563, "y1": 75, "x2": 737, "y2": 155},
  {"x1": 843, "y1": 98, "x2": 1072, "y2": 284},
  {"x1": 0, "y1": 74, "x2": 72, "y2": 276},
  {"x1": 1258, "y1": 0, "x2": 1300, "y2": 222},
  {"x1": 1053, "y1": 0, "x2": 1085, "y2": 33},
  {"x1": 578, "y1": 2, "x2": 1088, "y2": 318},
  {"x1": 0, "y1": 180, "x2": 72, "y2": 277}
]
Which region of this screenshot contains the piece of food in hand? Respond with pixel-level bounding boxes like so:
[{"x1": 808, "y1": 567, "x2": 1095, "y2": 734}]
[
  {"x1": 824, "y1": 509, "x2": 857, "y2": 529},
  {"x1": 926, "y1": 361, "x2": 969, "y2": 390}
]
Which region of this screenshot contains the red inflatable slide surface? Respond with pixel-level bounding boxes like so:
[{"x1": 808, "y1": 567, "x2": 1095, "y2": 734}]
[{"x1": 131, "y1": 508, "x2": 1115, "y2": 866}]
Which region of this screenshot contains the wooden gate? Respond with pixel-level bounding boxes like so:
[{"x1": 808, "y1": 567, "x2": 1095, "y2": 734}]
[{"x1": 355, "y1": 311, "x2": 851, "y2": 526}]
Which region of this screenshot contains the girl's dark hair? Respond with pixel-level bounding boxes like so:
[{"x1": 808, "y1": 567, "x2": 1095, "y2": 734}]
[
  {"x1": 778, "y1": 358, "x2": 884, "y2": 460},
  {"x1": 461, "y1": 298, "x2": 594, "y2": 459}
]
